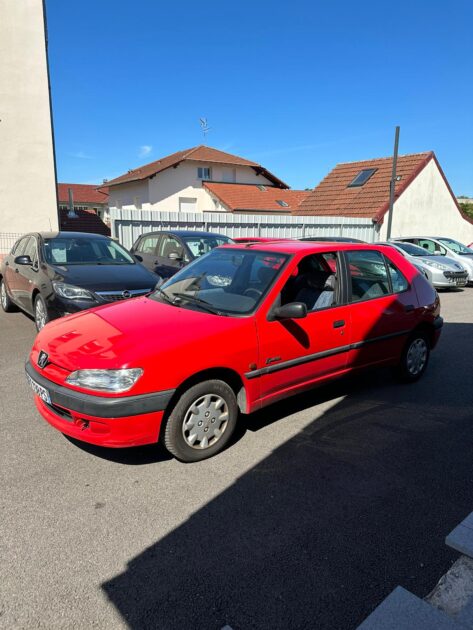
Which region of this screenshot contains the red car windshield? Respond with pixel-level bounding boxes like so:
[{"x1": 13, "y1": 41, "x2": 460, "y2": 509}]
[{"x1": 152, "y1": 248, "x2": 288, "y2": 315}]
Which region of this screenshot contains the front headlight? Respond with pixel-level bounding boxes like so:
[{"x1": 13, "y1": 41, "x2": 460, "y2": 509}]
[
  {"x1": 53, "y1": 281, "x2": 95, "y2": 301},
  {"x1": 422, "y1": 259, "x2": 449, "y2": 271},
  {"x1": 66, "y1": 368, "x2": 144, "y2": 392}
]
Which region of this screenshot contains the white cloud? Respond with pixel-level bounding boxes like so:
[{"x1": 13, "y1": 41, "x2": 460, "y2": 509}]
[
  {"x1": 138, "y1": 145, "x2": 152, "y2": 158},
  {"x1": 68, "y1": 151, "x2": 94, "y2": 159}
]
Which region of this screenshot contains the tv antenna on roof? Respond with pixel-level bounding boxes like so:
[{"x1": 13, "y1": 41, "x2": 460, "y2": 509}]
[{"x1": 199, "y1": 117, "x2": 211, "y2": 140}]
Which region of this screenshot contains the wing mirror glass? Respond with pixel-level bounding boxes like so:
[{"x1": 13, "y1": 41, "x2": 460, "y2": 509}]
[
  {"x1": 168, "y1": 251, "x2": 183, "y2": 261},
  {"x1": 272, "y1": 302, "x2": 307, "y2": 320},
  {"x1": 14, "y1": 255, "x2": 32, "y2": 266}
]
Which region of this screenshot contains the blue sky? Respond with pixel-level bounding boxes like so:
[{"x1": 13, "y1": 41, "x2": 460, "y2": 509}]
[{"x1": 47, "y1": 0, "x2": 473, "y2": 194}]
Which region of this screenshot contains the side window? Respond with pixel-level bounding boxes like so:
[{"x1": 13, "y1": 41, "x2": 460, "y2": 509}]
[
  {"x1": 23, "y1": 237, "x2": 38, "y2": 267},
  {"x1": 12, "y1": 237, "x2": 28, "y2": 256},
  {"x1": 280, "y1": 252, "x2": 339, "y2": 311},
  {"x1": 346, "y1": 250, "x2": 390, "y2": 302},
  {"x1": 417, "y1": 239, "x2": 436, "y2": 254},
  {"x1": 137, "y1": 235, "x2": 159, "y2": 255},
  {"x1": 159, "y1": 235, "x2": 183, "y2": 259},
  {"x1": 385, "y1": 258, "x2": 408, "y2": 293}
]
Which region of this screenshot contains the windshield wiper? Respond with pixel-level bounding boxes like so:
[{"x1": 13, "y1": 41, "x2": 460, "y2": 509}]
[
  {"x1": 171, "y1": 292, "x2": 226, "y2": 316},
  {"x1": 154, "y1": 287, "x2": 177, "y2": 306}
]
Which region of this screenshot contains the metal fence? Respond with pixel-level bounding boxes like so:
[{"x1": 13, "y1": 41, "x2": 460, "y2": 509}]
[
  {"x1": 0, "y1": 232, "x2": 23, "y2": 254},
  {"x1": 110, "y1": 209, "x2": 378, "y2": 249}
]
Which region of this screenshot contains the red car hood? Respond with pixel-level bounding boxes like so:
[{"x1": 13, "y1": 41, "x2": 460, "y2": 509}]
[{"x1": 31, "y1": 296, "x2": 253, "y2": 374}]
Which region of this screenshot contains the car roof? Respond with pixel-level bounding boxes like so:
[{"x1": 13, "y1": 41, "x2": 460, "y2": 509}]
[
  {"x1": 35, "y1": 231, "x2": 111, "y2": 240},
  {"x1": 136, "y1": 230, "x2": 231, "y2": 239},
  {"x1": 222, "y1": 240, "x2": 385, "y2": 255},
  {"x1": 300, "y1": 236, "x2": 364, "y2": 242}
]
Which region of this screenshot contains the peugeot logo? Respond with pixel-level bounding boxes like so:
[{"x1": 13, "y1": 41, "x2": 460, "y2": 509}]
[
  {"x1": 37, "y1": 351, "x2": 49, "y2": 369},
  {"x1": 122, "y1": 290, "x2": 131, "y2": 299}
]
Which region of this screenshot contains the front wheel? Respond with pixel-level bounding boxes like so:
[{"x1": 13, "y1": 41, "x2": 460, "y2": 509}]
[
  {"x1": 395, "y1": 331, "x2": 430, "y2": 383},
  {"x1": 163, "y1": 379, "x2": 239, "y2": 462},
  {"x1": 34, "y1": 294, "x2": 50, "y2": 331},
  {"x1": 0, "y1": 278, "x2": 17, "y2": 312}
]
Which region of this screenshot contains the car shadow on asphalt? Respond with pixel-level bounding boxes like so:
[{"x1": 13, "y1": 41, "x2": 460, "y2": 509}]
[
  {"x1": 64, "y1": 436, "x2": 173, "y2": 464},
  {"x1": 100, "y1": 322, "x2": 473, "y2": 630}
]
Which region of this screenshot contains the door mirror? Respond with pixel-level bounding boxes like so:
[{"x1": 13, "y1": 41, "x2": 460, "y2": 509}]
[
  {"x1": 168, "y1": 251, "x2": 183, "y2": 261},
  {"x1": 272, "y1": 302, "x2": 307, "y2": 320},
  {"x1": 14, "y1": 255, "x2": 32, "y2": 266},
  {"x1": 134, "y1": 254, "x2": 143, "y2": 262}
]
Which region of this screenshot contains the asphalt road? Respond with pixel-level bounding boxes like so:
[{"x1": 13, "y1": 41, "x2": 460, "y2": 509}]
[{"x1": 1, "y1": 289, "x2": 473, "y2": 630}]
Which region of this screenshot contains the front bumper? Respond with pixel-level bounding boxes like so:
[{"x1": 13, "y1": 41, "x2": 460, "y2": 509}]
[
  {"x1": 430, "y1": 269, "x2": 468, "y2": 288},
  {"x1": 25, "y1": 361, "x2": 175, "y2": 447}
]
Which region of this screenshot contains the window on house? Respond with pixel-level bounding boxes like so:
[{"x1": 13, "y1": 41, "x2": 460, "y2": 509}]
[
  {"x1": 348, "y1": 168, "x2": 377, "y2": 188},
  {"x1": 222, "y1": 168, "x2": 236, "y2": 183},
  {"x1": 276, "y1": 200, "x2": 289, "y2": 207},
  {"x1": 197, "y1": 167, "x2": 211, "y2": 180}
]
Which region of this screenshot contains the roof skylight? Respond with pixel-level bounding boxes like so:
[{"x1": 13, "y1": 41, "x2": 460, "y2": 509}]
[
  {"x1": 276, "y1": 200, "x2": 289, "y2": 207},
  {"x1": 348, "y1": 168, "x2": 377, "y2": 188}
]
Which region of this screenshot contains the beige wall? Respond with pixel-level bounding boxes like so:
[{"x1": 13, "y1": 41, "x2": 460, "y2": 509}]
[
  {"x1": 108, "y1": 162, "x2": 274, "y2": 214},
  {"x1": 0, "y1": 0, "x2": 58, "y2": 233},
  {"x1": 380, "y1": 159, "x2": 473, "y2": 243}
]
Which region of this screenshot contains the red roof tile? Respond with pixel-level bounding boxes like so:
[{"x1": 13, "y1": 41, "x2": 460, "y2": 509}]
[
  {"x1": 105, "y1": 145, "x2": 288, "y2": 189},
  {"x1": 204, "y1": 182, "x2": 309, "y2": 213},
  {"x1": 59, "y1": 208, "x2": 110, "y2": 236},
  {"x1": 296, "y1": 152, "x2": 434, "y2": 222},
  {"x1": 58, "y1": 183, "x2": 109, "y2": 205}
]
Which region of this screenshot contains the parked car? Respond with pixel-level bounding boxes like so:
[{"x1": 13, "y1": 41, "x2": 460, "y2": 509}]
[
  {"x1": 130, "y1": 230, "x2": 234, "y2": 279},
  {"x1": 233, "y1": 237, "x2": 294, "y2": 243},
  {"x1": 300, "y1": 236, "x2": 365, "y2": 243},
  {"x1": 378, "y1": 241, "x2": 468, "y2": 289},
  {"x1": 0, "y1": 232, "x2": 160, "y2": 330},
  {"x1": 395, "y1": 237, "x2": 473, "y2": 284},
  {"x1": 26, "y1": 241, "x2": 442, "y2": 462}
]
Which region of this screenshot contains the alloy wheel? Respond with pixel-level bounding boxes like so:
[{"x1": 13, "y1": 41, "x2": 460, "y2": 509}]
[
  {"x1": 406, "y1": 338, "x2": 428, "y2": 376},
  {"x1": 35, "y1": 299, "x2": 47, "y2": 331},
  {"x1": 182, "y1": 394, "x2": 229, "y2": 449},
  {"x1": 0, "y1": 282, "x2": 7, "y2": 310}
]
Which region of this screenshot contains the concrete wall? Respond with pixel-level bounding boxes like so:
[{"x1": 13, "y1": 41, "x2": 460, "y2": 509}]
[
  {"x1": 108, "y1": 162, "x2": 274, "y2": 214},
  {"x1": 380, "y1": 159, "x2": 473, "y2": 243},
  {"x1": 0, "y1": 0, "x2": 58, "y2": 232}
]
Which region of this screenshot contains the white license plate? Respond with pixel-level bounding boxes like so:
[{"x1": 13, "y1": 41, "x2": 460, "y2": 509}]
[{"x1": 27, "y1": 374, "x2": 51, "y2": 404}]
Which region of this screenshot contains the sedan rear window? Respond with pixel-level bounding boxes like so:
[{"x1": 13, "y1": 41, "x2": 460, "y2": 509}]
[{"x1": 43, "y1": 237, "x2": 134, "y2": 265}]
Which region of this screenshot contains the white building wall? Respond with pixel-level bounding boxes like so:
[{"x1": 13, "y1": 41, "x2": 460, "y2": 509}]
[
  {"x1": 380, "y1": 159, "x2": 473, "y2": 243},
  {"x1": 108, "y1": 162, "x2": 274, "y2": 214},
  {"x1": 0, "y1": 0, "x2": 58, "y2": 232}
]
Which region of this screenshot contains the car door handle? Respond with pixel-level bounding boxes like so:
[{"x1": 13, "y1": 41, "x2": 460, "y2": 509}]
[
  {"x1": 404, "y1": 304, "x2": 415, "y2": 313},
  {"x1": 333, "y1": 320, "x2": 345, "y2": 328}
]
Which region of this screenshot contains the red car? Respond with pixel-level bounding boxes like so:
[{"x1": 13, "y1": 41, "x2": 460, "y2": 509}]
[
  {"x1": 233, "y1": 237, "x2": 294, "y2": 243},
  {"x1": 26, "y1": 242, "x2": 442, "y2": 462}
]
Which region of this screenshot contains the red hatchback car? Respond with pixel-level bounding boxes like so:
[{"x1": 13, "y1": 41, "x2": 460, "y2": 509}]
[{"x1": 26, "y1": 242, "x2": 442, "y2": 462}]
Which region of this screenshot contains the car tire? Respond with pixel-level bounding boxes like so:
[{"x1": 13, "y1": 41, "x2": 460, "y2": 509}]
[
  {"x1": 395, "y1": 331, "x2": 430, "y2": 383},
  {"x1": 0, "y1": 278, "x2": 17, "y2": 312},
  {"x1": 163, "y1": 379, "x2": 238, "y2": 462},
  {"x1": 34, "y1": 294, "x2": 49, "y2": 331}
]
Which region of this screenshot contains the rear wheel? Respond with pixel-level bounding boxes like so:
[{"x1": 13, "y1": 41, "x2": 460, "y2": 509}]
[
  {"x1": 395, "y1": 331, "x2": 430, "y2": 383},
  {"x1": 163, "y1": 379, "x2": 238, "y2": 462},
  {"x1": 34, "y1": 294, "x2": 49, "y2": 331},
  {"x1": 0, "y1": 278, "x2": 17, "y2": 312}
]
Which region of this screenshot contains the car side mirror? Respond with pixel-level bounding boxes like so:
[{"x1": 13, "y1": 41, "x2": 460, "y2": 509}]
[
  {"x1": 14, "y1": 255, "x2": 32, "y2": 266},
  {"x1": 134, "y1": 254, "x2": 143, "y2": 262},
  {"x1": 168, "y1": 251, "x2": 183, "y2": 261},
  {"x1": 272, "y1": 302, "x2": 307, "y2": 320}
]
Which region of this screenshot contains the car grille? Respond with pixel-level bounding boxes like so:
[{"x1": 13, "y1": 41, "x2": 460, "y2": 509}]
[
  {"x1": 443, "y1": 271, "x2": 468, "y2": 279},
  {"x1": 95, "y1": 288, "x2": 152, "y2": 302}
]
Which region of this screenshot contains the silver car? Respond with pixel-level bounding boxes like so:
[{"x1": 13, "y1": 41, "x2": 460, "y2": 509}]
[
  {"x1": 380, "y1": 240, "x2": 468, "y2": 289},
  {"x1": 395, "y1": 237, "x2": 473, "y2": 285}
]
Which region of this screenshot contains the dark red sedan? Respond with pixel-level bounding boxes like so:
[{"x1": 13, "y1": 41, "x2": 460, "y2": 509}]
[{"x1": 26, "y1": 242, "x2": 442, "y2": 462}]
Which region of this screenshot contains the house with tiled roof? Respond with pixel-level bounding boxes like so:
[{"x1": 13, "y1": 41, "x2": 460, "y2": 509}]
[
  {"x1": 296, "y1": 152, "x2": 473, "y2": 242},
  {"x1": 58, "y1": 183, "x2": 110, "y2": 236},
  {"x1": 203, "y1": 182, "x2": 310, "y2": 213},
  {"x1": 105, "y1": 145, "x2": 295, "y2": 216}
]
